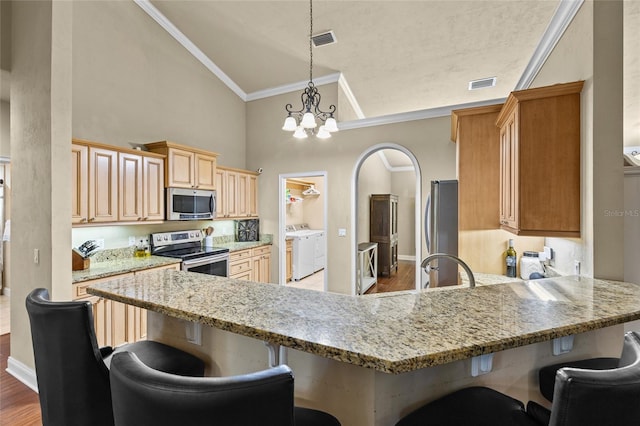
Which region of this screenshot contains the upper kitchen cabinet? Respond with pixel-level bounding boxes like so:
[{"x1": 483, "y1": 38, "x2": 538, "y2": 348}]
[
  {"x1": 451, "y1": 104, "x2": 503, "y2": 230},
  {"x1": 215, "y1": 166, "x2": 259, "y2": 219},
  {"x1": 495, "y1": 81, "x2": 583, "y2": 237},
  {"x1": 118, "y1": 152, "x2": 165, "y2": 222},
  {"x1": 72, "y1": 139, "x2": 165, "y2": 225},
  {"x1": 144, "y1": 141, "x2": 218, "y2": 190},
  {"x1": 72, "y1": 140, "x2": 118, "y2": 224}
]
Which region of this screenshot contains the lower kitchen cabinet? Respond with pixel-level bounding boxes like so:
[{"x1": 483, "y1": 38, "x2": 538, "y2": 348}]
[
  {"x1": 229, "y1": 245, "x2": 272, "y2": 283},
  {"x1": 252, "y1": 245, "x2": 272, "y2": 283},
  {"x1": 72, "y1": 263, "x2": 179, "y2": 347}
]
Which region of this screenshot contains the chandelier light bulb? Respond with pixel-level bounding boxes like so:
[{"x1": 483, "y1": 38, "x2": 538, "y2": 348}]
[
  {"x1": 282, "y1": 116, "x2": 298, "y2": 131},
  {"x1": 300, "y1": 112, "x2": 317, "y2": 129},
  {"x1": 293, "y1": 126, "x2": 308, "y2": 139},
  {"x1": 324, "y1": 117, "x2": 339, "y2": 133},
  {"x1": 316, "y1": 126, "x2": 331, "y2": 139}
]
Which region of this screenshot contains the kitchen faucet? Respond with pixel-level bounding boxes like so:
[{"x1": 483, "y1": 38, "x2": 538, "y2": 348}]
[{"x1": 421, "y1": 253, "x2": 476, "y2": 288}]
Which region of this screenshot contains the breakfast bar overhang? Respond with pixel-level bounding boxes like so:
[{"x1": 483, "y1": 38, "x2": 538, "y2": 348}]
[{"x1": 88, "y1": 271, "x2": 640, "y2": 425}]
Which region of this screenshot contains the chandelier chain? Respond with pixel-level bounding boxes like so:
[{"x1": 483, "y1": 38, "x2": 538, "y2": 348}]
[{"x1": 309, "y1": 0, "x2": 313, "y2": 83}]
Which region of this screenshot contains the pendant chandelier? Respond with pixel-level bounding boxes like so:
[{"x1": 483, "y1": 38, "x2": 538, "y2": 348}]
[{"x1": 282, "y1": 0, "x2": 338, "y2": 139}]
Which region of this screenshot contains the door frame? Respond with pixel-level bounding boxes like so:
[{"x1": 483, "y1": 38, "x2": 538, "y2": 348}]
[
  {"x1": 351, "y1": 143, "x2": 422, "y2": 295},
  {"x1": 278, "y1": 171, "x2": 328, "y2": 290}
]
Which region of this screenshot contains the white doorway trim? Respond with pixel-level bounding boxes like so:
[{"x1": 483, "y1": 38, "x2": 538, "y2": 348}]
[
  {"x1": 278, "y1": 171, "x2": 328, "y2": 290},
  {"x1": 350, "y1": 143, "x2": 422, "y2": 295}
]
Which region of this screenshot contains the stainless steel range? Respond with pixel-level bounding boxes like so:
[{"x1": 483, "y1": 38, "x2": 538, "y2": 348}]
[{"x1": 150, "y1": 230, "x2": 229, "y2": 277}]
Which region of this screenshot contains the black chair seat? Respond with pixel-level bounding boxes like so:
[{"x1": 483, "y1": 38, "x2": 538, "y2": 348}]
[
  {"x1": 26, "y1": 288, "x2": 205, "y2": 426},
  {"x1": 396, "y1": 387, "x2": 540, "y2": 426},
  {"x1": 110, "y1": 351, "x2": 340, "y2": 426},
  {"x1": 104, "y1": 340, "x2": 205, "y2": 376},
  {"x1": 395, "y1": 332, "x2": 640, "y2": 426},
  {"x1": 538, "y1": 357, "x2": 619, "y2": 401}
]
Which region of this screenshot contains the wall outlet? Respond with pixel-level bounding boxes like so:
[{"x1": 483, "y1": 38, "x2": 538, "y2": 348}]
[
  {"x1": 128, "y1": 236, "x2": 136, "y2": 246},
  {"x1": 338, "y1": 228, "x2": 346, "y2": 237},
  {"x1": 95, "y1": 239, "x2": 105, "y2": 249},
  {"x1": 574, "y1": 260, "x2": 581, "y2": 275},
  {"x1": 33, "y1": 248, "x2": 39, "y2": 264}
]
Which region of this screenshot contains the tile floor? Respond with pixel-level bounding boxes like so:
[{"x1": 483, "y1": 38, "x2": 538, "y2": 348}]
[{"x1": 287, "y1": 270, "x2": 324, "y2": 292}]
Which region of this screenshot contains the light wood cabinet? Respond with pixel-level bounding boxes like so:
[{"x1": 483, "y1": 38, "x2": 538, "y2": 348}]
[
  {"x1": 216, "y1": 166, "x2": 259, "y2": 219},
  {"x1": 370, "y1": 194, "x2": 398, "y2": 276},
  {"x1": 72, "y1": 139, "x2": 165, "y2": 225},
  {"x1": 229, "y1": 249, "x2": 253, "y2": 280},
  {"x1": 88, "y1": 146, "x2": 118, "y2": 223},
  {"x1": 72, "y1": 263, "x2": 180, "y2": 347},
  {"x1": 118, "y1": 152, "x2": 165, "y2": 222},
  {"x1": 228, "y1": 245, "x2": 272, "y2": 282},
  {"x1": 72, "y1": 143, "x2": 89, "y2": 224},
  {"x1": 286, "y1": 239, "x2": 293, "y2": 282},
  {"x1": 144, "y1": 141, "x2": 218, "y2": 190},
  {"x1": 495, "y1": 81, "x2": 583, "y2": 237},
  {"x1": 251, "y1": 245, "x2": 271, "y2": 283},
  {"x1": 451, "y1": 104, "x2": 503, "y2": 230}
]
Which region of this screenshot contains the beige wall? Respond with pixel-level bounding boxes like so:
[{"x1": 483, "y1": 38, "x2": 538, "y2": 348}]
[
  {"x1": 391, "y1": 170, "x2": 416, "y2": 258},
  {"x1": 247, "y1": 86, "x2": 455, "y2": 294},
  {"x1": 0, "y1": 0, "x2": 11, "y2": 71},
  {"x1": 357, "y1": 153, "x2": 391, "y2": 248},
  {"x1": 71, "y1": 1, "x2": 247, "y2": 168},
  {"x1": 10, "y1": 0, "x2": 73, "y2": 369},
  {"x1": 0, "y1": 101, "x2": 8, "y2": 158},
  {"x1": 624, "y1": 171, "x2": 640, "y2": 284},
  {"x1": 533, "y1": 1, "x2": 624, "y2": 279}
]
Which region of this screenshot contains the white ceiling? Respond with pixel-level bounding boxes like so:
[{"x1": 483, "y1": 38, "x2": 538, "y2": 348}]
[
  {"x1": 150, "y1": 0, "x2": 560, "y2": 118},
  {"x1": 1, "y1": 1, "x2": 638, "y2": 146}
]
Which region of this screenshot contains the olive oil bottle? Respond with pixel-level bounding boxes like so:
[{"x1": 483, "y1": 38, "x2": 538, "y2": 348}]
[{"x1": 506, "y1": 239, "x2": 517, "y2": 278}]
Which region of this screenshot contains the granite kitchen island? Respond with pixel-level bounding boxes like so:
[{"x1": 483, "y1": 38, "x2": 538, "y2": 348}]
[{"x1": 88, "y1": 271, "x2": 640, "y2": 425}]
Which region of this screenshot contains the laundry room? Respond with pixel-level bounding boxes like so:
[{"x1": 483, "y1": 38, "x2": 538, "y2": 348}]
[{"x1": 285, "y1": 176, "x2": 326, "y2": 290}]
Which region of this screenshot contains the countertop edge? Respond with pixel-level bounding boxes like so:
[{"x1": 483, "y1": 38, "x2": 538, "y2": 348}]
[{"x1": 87, "y1": 276, "x2": 640, "y2": 374}]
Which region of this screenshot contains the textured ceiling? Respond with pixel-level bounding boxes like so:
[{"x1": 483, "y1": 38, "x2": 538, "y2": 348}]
[{"x1": 150, "y1": 0, "x2": 559, "y2": 118}]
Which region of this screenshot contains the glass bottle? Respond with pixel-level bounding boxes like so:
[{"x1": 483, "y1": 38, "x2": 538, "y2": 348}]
[{"x1": 506, "y1": 239, "x2": 517, "y2": 278}]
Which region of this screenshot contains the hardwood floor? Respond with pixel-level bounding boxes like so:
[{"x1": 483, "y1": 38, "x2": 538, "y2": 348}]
[
  {"x1": 365, "y1": 260, "x2": 416, "y2": 294},
  {"x1": 0, "y1": 334, "x2": 42, "y2": 426}
]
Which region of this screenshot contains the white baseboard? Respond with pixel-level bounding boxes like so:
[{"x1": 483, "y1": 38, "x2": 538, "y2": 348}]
[
  {"x1": 398, "y1": 255, "x2": 416, "y2": 262},
  {"x1": 7, "y1": 356, "x2": 39, "y2": 393}
]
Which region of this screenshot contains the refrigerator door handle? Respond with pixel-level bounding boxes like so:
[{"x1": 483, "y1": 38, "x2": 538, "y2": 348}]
[{"x1": 425, "y1": 193, "x2": 431, "y2": 254}]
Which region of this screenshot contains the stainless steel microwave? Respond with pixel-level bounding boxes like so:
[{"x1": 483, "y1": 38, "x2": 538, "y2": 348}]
[{"x1": 166, "y1": 188, "x2": 216, "y2": 221}]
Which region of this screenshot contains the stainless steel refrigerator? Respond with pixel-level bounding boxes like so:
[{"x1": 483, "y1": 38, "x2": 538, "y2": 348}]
[{"x1": 424, "y1": 180, "x2": 458, "y2": 287}]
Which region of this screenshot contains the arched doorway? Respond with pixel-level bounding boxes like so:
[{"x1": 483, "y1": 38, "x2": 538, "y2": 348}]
[{"x1": 350, "y1": 143, "x2": 422, "y2": 295}]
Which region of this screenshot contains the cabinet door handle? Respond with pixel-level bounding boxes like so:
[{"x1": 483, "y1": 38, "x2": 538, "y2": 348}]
[
  {"x1": 80, "y1": 217, "x2": 88, "y2": 223},
  {"x1": 89, "y1": 217, "x2": 95, "y2": 222}
]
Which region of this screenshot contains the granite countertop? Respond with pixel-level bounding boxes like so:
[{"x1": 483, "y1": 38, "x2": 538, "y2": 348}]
[
  {"x1": 218, "y1": 240, "x2": 272, "y2": 252},
  {"x1": 72, "y1": 240, "x2": 272, "y2": 283},
  {"x1": 88, "y1": 272, "x2": 640, "y2": 374},
  {"x1": 72, "y1": 256, "x2": 181, "y2": 283}
]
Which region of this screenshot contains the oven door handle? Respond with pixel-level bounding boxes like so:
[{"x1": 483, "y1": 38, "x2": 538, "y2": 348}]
[{"x1": 182, "y1": 254, "x2": 228, "y2": 269}]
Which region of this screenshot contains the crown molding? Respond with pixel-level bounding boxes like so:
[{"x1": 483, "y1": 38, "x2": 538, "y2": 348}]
[
  {"x1": 338, "y1": 98, "x2": 507, "y2": 131},
  {"x1": 376, "y1": 150, "x2": 414, "y2": 173},
  {"x1": 134, "y1": 0, "x2": 247, "y2": 100},
  {"x1": 338, "y1": 74, "x2": 365, "y2": 119},
  {"x1": 245, "y1": 72, "x2": 341, "y2": 101},
  {"x1": 514, "y1": 0, "x2": 584, "y2": 90}
]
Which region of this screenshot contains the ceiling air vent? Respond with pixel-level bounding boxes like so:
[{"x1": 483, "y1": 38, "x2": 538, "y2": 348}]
[
  {"x1": 312, "y1": 31, "x2": 337, "y2": 47},
  {"x1": 468, "y1": 77, "x2": 497, "y2": 90}
]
